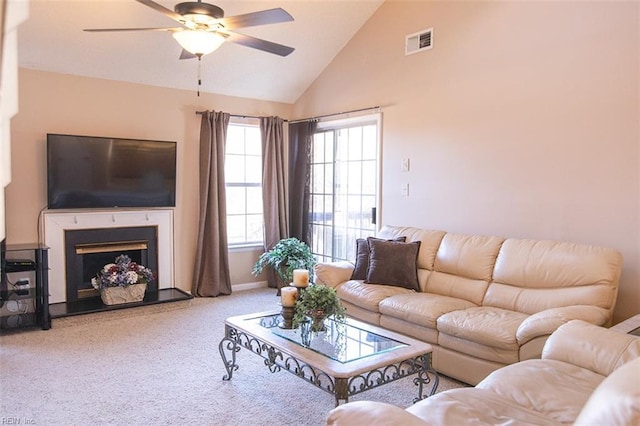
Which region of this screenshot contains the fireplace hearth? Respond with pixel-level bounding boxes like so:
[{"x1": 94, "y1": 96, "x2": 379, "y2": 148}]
[{"x1": 48, "y1": 287, "x2": 192, "y2": 318}]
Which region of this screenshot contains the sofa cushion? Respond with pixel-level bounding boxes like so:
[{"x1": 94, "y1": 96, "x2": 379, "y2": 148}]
[
  {"x1": 422, "y1": 233, "x2": 503, "y2": 305},
  {"x1": 366, "y1": 238, "x2": 421, "y2": 290},
  {"x1": 337, "y1": 281, "x2": 412, "y2": 313},
  {"x1": 477, "y1": 358, "x2": 604, "y2": 423},
  {"x1": 483, "y1": 283, "x2": 617, "y2": 316},
  {"x1": 438, "y1": 333, "x2": 521, "y2": 364},
  {"x1": 425, "y1": 272, "x2": 491, "y2": 306},
  {"x1": 406, "y1": 387, "x2": 560, "y2": 425},
  {"x1": 487, "y1": 238, "x2": 622, "y2": 315},
  {"x1": 433, "y1": 233, "x2": 504, "y2": 282},
  {"x1": 437, "y1": 307, "x2": 528, "y2": 350},
  {"x1": 350, "y1": 236, "x2": 406, "y2": 281},
  {"x1": 574, "y1": 357, "x2": 640, "y2": 426},
  {"x1": 379, "y1": 293, "x2": 476, "y2": 329}
]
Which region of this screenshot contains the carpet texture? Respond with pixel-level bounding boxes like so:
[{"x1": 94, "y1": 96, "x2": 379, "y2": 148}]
[{"x1": 0, "y1": 287, "x2": 466, "y2": 425}]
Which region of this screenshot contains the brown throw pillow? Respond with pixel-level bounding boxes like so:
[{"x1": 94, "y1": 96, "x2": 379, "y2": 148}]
[
  {"x1": 365, "y1": 238, "x2": 421, "y2": 291},
  {"x1": 350, "y1": 236, "x2": 406, "y2": 280}
]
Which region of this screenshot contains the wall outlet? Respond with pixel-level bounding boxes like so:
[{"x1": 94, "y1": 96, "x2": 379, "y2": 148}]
[{"x1": 401, "y1": 158, "x2": 410, "y2": 172}]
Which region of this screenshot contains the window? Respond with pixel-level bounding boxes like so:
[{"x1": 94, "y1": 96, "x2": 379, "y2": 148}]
[
  {"x1": 225, "y1": 122, "x2": 263, "y2": 247},
  {"x1": 309, "y1": 114, "x2": 380, "y2": 262}
]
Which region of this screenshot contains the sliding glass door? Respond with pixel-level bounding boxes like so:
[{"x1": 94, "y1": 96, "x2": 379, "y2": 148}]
[{"x1": 309, "y1": 114, "x2": 380, "y2": 262}]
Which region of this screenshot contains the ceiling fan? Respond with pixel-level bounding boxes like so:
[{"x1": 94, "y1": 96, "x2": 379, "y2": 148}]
[{"x1": 84, "y1": 0, "x2": 295, "y2": 59}]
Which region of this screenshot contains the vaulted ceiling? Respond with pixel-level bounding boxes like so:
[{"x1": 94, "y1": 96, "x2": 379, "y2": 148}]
[{"x1": 18, "y1": 0, "x2": 384, "y2": 104}]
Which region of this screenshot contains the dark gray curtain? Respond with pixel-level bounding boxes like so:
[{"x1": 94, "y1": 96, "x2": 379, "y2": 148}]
[
  {"x1": 260, "y1": 116, "x2": 289, "y2": 289},
  {"x1": 193, "y1": 111, "x2": 232, "y2": 297},
  {"x1": 288, "y1": 121, "x2": 317, "y2": 244}
]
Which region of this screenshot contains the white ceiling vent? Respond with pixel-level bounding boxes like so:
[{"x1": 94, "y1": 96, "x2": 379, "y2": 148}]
[{"x1": 405, "y1": 28, "x2": 433, "y2": 55}]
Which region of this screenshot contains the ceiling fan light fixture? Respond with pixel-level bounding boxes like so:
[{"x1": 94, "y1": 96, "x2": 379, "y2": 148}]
[{"x1": 172, "y1": 30, "x2": 225, "y2": 56}]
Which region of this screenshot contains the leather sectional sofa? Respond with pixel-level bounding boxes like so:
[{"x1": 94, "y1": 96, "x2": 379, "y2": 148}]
[
  {"x1": 314, "y1": 225, "x2": 623, "y2": 385},
  {"x1": 326, "y1": 320, "x2": 640, "y2": 425}
]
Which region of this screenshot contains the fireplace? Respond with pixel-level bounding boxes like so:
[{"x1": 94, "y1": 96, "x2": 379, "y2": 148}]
[
  {"x1": 43, "y1": 209, "x2": 175, "y2": 305},
  {"x1": 42, "y1": 209, "x2": 193, "y2": 318},
  {"x1": 64, "y1": 226, "x2": 158, "y2": 303}
]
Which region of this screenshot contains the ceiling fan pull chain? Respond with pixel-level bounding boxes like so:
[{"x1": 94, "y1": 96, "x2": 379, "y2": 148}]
[{"x1": 197, "y1": 55, "x2": 202, "y2": 97}]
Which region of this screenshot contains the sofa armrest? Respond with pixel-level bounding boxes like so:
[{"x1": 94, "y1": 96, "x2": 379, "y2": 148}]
[
  {"x1": 326, "y1": 401, "x2": 427, "y2": 426},
  {"x1": 574, "y1": 358, "x2": 640, "y2": 426},
  {"x1": 516, "y1": 305, "x2": 610, "y2": 345},
  {"x1": 314, "y1": 261, "x2": 354, "y2": 289},
  {"x1": 542, "y1": 320, "x2": 640, "y2": 376}
]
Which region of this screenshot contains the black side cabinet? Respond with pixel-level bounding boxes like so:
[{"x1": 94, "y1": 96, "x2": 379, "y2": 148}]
[{"x1": 0, "y1": 242, "x2": 50, "y2": 331}]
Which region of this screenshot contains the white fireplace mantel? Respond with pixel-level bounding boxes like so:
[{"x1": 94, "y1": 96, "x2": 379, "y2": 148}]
[{"x1": 42, "y1": 209, "x2": 175, "y2": 304}]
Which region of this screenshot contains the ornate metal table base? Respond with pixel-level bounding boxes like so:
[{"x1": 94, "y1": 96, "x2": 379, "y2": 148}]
[{"x1": 219, "y1": 323, "x2": 439, "y2": 405}]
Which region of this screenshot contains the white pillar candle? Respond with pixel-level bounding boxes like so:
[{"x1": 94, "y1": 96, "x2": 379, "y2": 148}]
[
  {"x1": 280, "y1": 286, "x2": 298, "y2": 307},
  {"x1": 293, "y1": 269, "x2": 310, "y2": 287}
]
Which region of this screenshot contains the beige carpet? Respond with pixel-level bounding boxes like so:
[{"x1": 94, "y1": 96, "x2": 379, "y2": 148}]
[{"x1": 0, "y1": 287, "x2": 466, "y2": 425}]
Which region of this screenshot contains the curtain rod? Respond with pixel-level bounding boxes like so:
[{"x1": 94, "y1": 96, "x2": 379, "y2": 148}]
[
  {"x1": 195, "y1": 105, "x2": 380, "y2": 123},
  {"x1": 289, "y1": 106, "x2": 381, "y2": 124},
  {"x1": 195, "y1": 111, "x2": 272, "y2": 120}
]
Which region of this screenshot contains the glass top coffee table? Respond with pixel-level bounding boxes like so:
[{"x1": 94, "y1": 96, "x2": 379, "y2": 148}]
[{"x1": 219, "y1": 310, "x2": 438, "y2": 405}]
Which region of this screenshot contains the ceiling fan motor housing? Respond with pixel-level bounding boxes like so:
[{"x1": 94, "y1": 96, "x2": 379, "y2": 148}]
[{"x1": 175, "y1": 2, "x2": 224, "y2": 19}]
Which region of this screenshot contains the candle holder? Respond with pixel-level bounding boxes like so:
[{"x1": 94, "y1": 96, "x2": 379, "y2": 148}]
[{"x1": 279, "y1": 306, "x2": 295, "y2": 329}]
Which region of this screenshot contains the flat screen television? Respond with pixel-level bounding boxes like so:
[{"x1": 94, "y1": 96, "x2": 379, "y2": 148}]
[{"x1": 47, "y1": 134, "x2": 177, "y2": 209}]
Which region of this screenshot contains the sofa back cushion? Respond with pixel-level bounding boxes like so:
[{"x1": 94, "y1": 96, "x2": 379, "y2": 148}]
[
  {"x1": 484, "y1": 239, "x2": 622, "y2": 314},
  {"x1": 425, "y1": 233, "x2": 504, "y2": 305}
]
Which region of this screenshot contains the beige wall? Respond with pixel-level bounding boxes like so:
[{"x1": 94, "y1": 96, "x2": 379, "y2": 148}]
[
  {"x1": 294, "y1": 1, "x2": 639, "y2": 322},
  {"x1": 6, "y1": 1, "x2": 639, "y2": 323},
  {"x1": 0, "y1": 1, "x2": 29, "y2": 243},
  {"x1": 7, "y1": 69, "x2": 289, "y2": 292}
]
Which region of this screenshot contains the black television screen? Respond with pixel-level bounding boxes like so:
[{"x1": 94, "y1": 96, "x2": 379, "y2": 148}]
[{"x1": 47, "y1": 134, "x2": 177, "y2": 209}]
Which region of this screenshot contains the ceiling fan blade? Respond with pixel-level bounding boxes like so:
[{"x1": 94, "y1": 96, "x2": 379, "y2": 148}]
[
  {"x1": 225, "y1": 32, "x2": 294, "y2": 57},
  {"x1": 179, "y1": 49, "x2": 198, "y2": 60},
  {"x1": 219, "y1": 8, "x2": 294, "y2": 30},
  {"x1": 136, "y1": 0, "x2": 186, "y2": 24},
  {"x1": 84, "y1": 27, "x2": 180, "y2": 32}
]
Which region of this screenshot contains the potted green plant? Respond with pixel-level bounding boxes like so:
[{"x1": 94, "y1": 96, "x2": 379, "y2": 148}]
[
  {"x1": 252, "y1": 237, "x2": 316, "y2": 288},
  {"x1": 293, "y1": 284, "x2": 347, "y2": 332}
]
